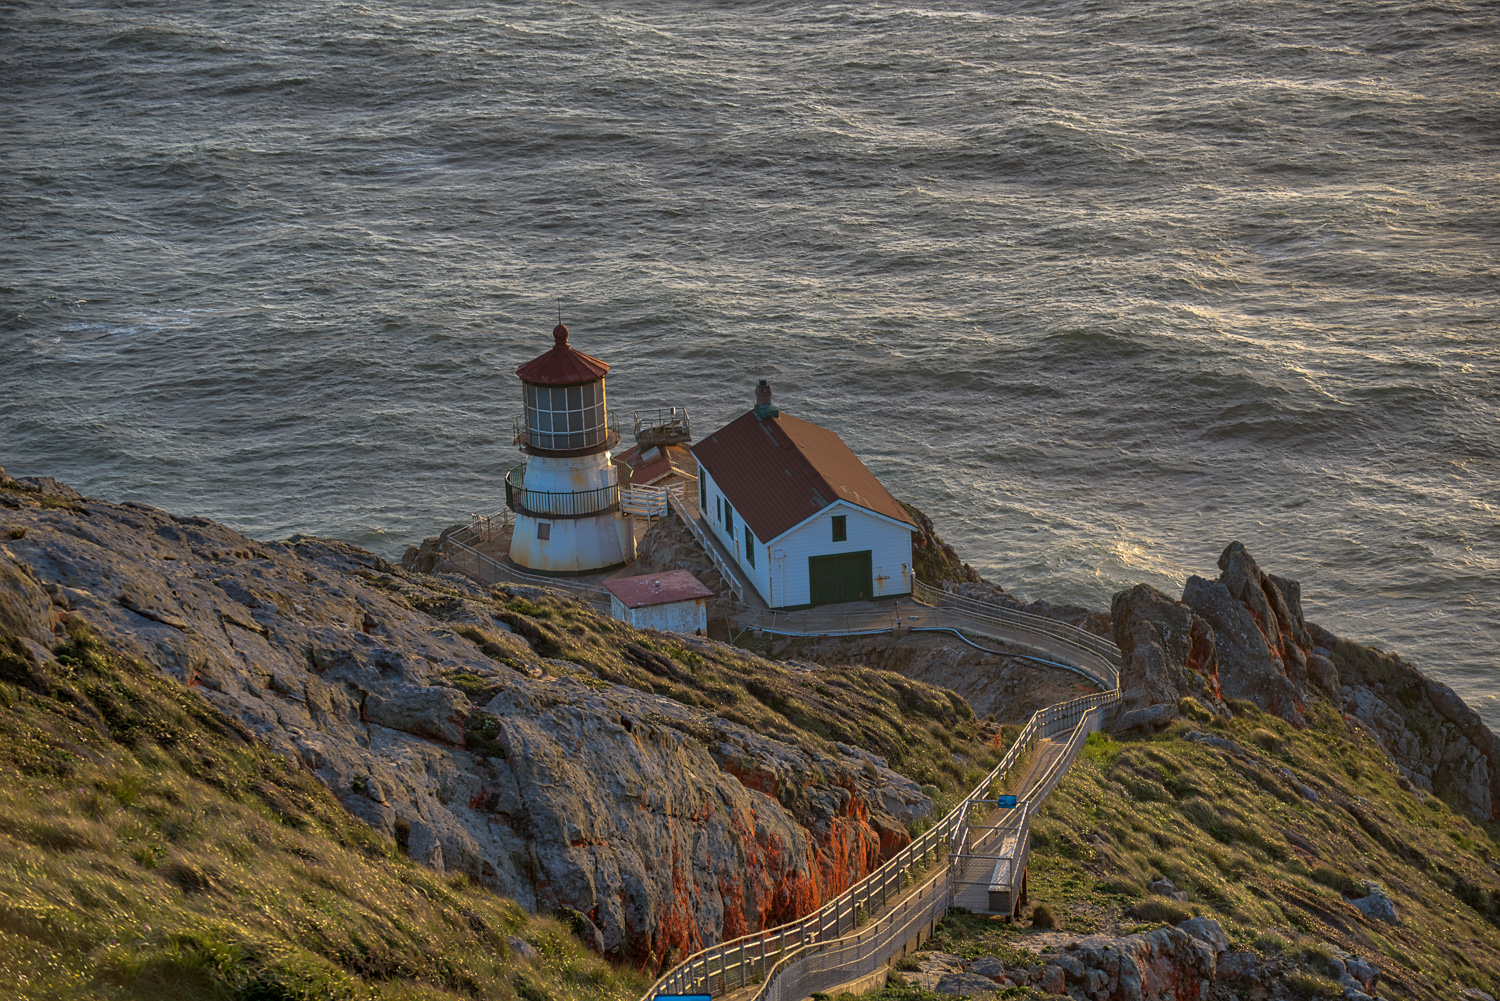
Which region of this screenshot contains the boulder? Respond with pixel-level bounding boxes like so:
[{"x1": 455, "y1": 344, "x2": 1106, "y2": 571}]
[
  {"x1": 1183, "y1": 731, "x2": 1247, "y2": 757},
  {"x1": 968, "y1": 955, "x2": 1007, "y2": 981},
  {"x1": 1045, "y1": 928, "x2": 1215, "y2": 999},
  {"x1": 1111, "y1": 703, "x2": 1177, "y2": 735},
  {"x1": 1215, "y1": 951, "x2": 1265, "y2": 985},
  {"x1": 1176, "y1": 917, "x2": 1229, "y2": 957},
  {"x1": 1036, "y1": 964, "x2": 1066, "y2": 994},
  {"x1": 1149, "y1": 876, "x2": 1189, "y2": 902},
  {"x1": 933, "y1": 971, "x2": 999, "y2": 994},
  {"x1": 1351, "y1": 882, "x2": 1400, "y2": 925}
]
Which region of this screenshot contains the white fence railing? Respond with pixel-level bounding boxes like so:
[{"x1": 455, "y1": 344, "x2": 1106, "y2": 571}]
[{"x1": 753, "y1": 704, "x2": 1106, "y2": 1001}]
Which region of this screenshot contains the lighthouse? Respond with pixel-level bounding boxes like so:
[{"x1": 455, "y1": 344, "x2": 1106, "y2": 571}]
[{"x1": 505, "y1": 324, "x2": 635, "y2": 573}]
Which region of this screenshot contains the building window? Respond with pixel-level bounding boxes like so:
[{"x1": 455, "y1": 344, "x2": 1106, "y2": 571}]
[
  {"x1": 745, "y1": 529, "x2": 756, "y2": 567},
  {"x1": 699, "y1": 477, "x2": 707, "y2": 511},
  {"x1": 726, "y1": 506, "x2": 735, "y2": 542},
  {"x1": 832, "y1": 515, "x2": 847, "y2": 542},
  {"x1": 537, "y1": 522, "x2": 551, "y2": 541},
  {"x1": 717, "y1": 496, "x2": 722, "y2": 523}
]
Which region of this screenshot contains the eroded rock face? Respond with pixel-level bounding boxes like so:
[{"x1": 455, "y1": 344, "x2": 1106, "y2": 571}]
[
  {"x1": 0, "y1": 471, "x2": 931, "y2": 966},
  {"x1": 1336, "y1": 638, "x2": 1500, "y2": 821},
  {"x1": 1181, "y1": 543, "x2": 1315, "y2": 724},
  {"x1": 1108, "y1": 539, "x2": 1500, "y2": 821},
  {"x1": 1111, "y1": 584, "x2": 1222, "y2": 715}
]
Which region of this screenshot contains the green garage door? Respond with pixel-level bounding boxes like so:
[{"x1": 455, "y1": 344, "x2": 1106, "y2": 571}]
[{"x1": 808, "y1": 551, "x2": 873, "y2": 606}]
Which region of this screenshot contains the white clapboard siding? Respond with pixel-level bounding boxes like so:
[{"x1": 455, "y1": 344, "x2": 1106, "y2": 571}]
[
  {"x1": 699, "y1": 463, "x2": 912, "y2": 608},
  {"x1": 766, "y1": 502, "x2": 913, "y2": 608}
]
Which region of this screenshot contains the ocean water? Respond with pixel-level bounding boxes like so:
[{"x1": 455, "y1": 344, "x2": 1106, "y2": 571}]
[{"x1": 3, "y1": 2, "x2": 1497, "y2": 723}]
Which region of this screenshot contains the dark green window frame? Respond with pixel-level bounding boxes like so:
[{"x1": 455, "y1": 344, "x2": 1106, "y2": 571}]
[
  {"x1": 744, "y1": 529, "x2": 756, "y2": 567},
  {"x1": 832, "y1": 515, "x2": 847, "y2": 542}
]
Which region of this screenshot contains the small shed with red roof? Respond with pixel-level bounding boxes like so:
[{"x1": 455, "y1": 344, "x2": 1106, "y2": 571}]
[
  {"x1": 691, "y1": 381, "x2": 916, "y2": 608},
  {"x1": 603, "y1": 569, "x2": 713, "y2": 634}
]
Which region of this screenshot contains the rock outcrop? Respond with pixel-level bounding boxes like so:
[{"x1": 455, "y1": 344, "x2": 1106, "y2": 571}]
[
  {"x1": 1108, "y1": 540, "x2": 1500, "y2": 821},
  {"x1": 901, "y1": 501, "x2": 984, "y2": 588},
  {"x1": 905, "y1": 924, "x2": 1217, "y2": 1000},
  {"x1": 1111, "y1": 584, "x2": 1222, "y2": 715},
  {"x1": 1333, "y1": 636, "x2": 1500, "y2": 821},
  {"x1": 0, "y1": 470, "x2": 939, "y2": 967},
  {"x1": 906, "y1": 918, "x2": 1388, "y2": 1000}
]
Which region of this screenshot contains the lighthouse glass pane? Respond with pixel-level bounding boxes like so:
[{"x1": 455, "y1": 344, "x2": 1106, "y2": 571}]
[{"x1": 521, "y1": 379, "x2": 610, "y2": 450}]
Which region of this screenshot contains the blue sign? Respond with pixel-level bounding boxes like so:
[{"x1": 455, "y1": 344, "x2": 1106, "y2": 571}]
[{"x1": 995, "y1": 795, "x2": 1018, "y2": 808}]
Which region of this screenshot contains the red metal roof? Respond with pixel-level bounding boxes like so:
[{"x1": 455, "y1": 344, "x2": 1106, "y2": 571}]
[
  {"x1": 604, "y1": 569, "x2": 714, "y2": 609},
  {"x1": 515, "y1": 325, "x2": 610, "y2": 386},
  {"x1": 615, "y1": 442, "x2": 695, "y2": 486},
  {"x1": 691, "y1": 409, "x2": 916, "y2": 543}
]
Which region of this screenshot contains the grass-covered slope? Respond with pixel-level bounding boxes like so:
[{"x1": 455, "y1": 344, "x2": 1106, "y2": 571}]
[
  {"x1": 470, "y1": 586, "x2": 1007, "y2": 820},
  {"x1": 0, "y1": 621, "x2": 650, "y2": 1001},
  {"x1": 892, "y1": 699, "x2": 1500, "y2": 999}
]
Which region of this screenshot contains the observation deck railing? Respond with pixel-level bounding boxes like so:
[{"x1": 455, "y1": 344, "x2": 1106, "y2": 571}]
[
  {"x1": 632, "y1": 407, "x2": 691, "y2": 447},
  {"x1": 503, "y1": 465, "x2": 621, "y2": 520}
]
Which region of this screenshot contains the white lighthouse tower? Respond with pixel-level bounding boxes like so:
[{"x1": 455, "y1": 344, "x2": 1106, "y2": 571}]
[{"x1": 505, "y1": 324, "x2": 635, "y2": 573}]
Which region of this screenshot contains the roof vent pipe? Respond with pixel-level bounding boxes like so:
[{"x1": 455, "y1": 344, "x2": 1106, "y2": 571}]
[{"x1": 753, "y1": 379, "x2": 779, "y2": 421}]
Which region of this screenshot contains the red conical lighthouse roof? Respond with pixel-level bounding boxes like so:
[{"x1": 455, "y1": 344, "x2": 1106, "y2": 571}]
[{"x1": 515, "y1": 325, "x2": 610, "y2": 386}]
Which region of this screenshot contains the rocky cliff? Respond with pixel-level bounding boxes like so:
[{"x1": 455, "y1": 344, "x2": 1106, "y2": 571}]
[
  {"x1": 1109, "y1": 540, "x2": 1500, "y2": 822},
  {"x1": 0, "y1": 469, "x2": 1001, "y2": 969}
]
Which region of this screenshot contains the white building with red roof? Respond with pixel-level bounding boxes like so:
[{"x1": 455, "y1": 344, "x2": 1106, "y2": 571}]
[
  {"x1": 691, "y1": 381, "x2": 916, "y2": 608},
  {"x1": 603, "y1": 569, "x2": 713, "y2": 634}
]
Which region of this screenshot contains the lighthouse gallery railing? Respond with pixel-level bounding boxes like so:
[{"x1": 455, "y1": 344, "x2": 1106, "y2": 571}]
[{"x1": 503, "y1": 464, "x2": 621, "y2": 519}]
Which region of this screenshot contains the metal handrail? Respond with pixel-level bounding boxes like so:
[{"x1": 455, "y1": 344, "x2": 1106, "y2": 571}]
[
  {"x1": 913, "y1": 579, "x2": 1120, "y2": 665},
  {"x1": 642, "y1": 651, "x2": 1120, "y2": 998},
  {"x1": 633, "y1": 407, "x2": 691, "y2": 447},
  {"x1": 441, "y1": 529, "x2": 612, "y2": 609},
  {"x1": 503, "y1": 465, "x2": 621, "y2": 519}
]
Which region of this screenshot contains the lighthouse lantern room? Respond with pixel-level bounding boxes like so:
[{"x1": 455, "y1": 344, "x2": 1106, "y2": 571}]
[{"x1": 505, "y1": 324, "x2": 635, "y2": 573}]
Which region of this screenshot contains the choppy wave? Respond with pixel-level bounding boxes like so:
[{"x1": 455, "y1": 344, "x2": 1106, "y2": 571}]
[{"x1": 2, "y1": 0, "x2": 1497, "y2": 724}]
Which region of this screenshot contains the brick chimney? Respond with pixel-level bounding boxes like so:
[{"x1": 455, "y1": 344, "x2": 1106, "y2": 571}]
[{"x1": 753, "y1": 379, "x2": 779, "y2": 421}]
